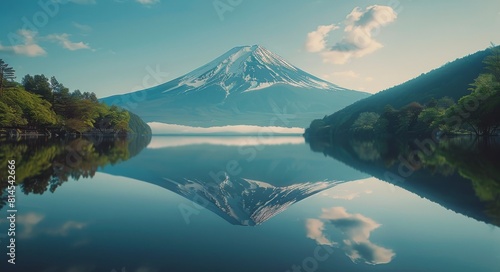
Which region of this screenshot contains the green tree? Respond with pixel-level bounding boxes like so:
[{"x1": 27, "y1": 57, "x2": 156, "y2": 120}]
[
  {"x1": 0, "y1": 59, "x2": 15, "y2": 95},
  {"x1": 418, "y1": 98, "x2": 453, "y2": 131},
  {"x1": 65, "y1": 98, "x2": 101, "y2": 133},
  {"x1": 50, "y1": 76, "x2": 62, "y2": 93},
  {"x1": 484, "y1": 44, "x2": 500, "y2": 81},
  {"x1": 22, "y1": 74, "x2": 53, "y2": 101},
  {"x1": 376, "y1": 105, "x2": 398, "y2": 135},
  {"x1": 351, "y1": 112, "x2": 380, "y2": 134},
  {"x1": 444, "y1": 71, "x2": 500, "y2": 136},
  {"x1": 0, "y1": 86, "x2": 57, "y2": 127},
  {"x1": 96, "y1": 105, "x2": 130, "y2": 133},
  {"x1": 71, "y1": 89, "x2": 83, "y2": 100},
  {"x1": 0, "y1": 102, "x2": 27, "y2": 127},
  {"x1": 418, "y1": 107, "x2": 444, "y2": 128},
  {"x1": 1, "y1": 64, "x2": 150, "y2": 135},
  {"x1": 82, "y1": 91, "x2": 98, "y2": 102},
  {"x1": 51, "y1": 77, "x2": 72, "y2": 118}
]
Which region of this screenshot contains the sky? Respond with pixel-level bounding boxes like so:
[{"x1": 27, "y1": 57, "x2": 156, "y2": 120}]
[{"x1": 0, "y1": 0, "x2": 499, "y2": 97}]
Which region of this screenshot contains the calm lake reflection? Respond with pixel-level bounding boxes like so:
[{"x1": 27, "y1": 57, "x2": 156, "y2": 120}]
[{"x1": 0, "y1": 135, "x2": 499, "y2": 272}]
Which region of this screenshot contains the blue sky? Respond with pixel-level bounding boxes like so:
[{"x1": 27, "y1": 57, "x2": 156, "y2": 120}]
[{"x1": 0, "y1": 0, "x2": 499, "y2": 97}]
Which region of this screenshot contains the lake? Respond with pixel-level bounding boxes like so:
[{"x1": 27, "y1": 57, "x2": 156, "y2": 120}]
[{"x1": 1, "y1": 135, "x2": 499, "y2": 272}]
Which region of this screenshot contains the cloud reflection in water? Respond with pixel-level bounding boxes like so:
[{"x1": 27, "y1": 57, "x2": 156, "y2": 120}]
[{"x1": 306, "y1": 207, "x2": 395, "y2": 265}]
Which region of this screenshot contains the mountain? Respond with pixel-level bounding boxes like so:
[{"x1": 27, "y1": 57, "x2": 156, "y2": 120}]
[
  {"x1": 100, "y1": 138, "x2": 368, "y2": 225},
  {"x1": 102, "y1": 45, "x2": 369, "y2": 128},
  {"x1": 305, "y1": 48, "x2": 491, "y2": 137},
  {"x1": 162, "y1": 176, "x2": 342, "y2": 226}
]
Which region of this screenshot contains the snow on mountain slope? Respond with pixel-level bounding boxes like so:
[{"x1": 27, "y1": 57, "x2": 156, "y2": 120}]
[
  {"x1": 163, "y1": 175, "x2": 343, "y2": 226},
  {"x1": 101, "y1": 45, "x2": 370, "y2": 128},
  {"x1": 164, "y1": 45, "x2": 341, "y2": 95},
  {"x1": 164, "y1": 45, "x2": 342, "y2": 94}
]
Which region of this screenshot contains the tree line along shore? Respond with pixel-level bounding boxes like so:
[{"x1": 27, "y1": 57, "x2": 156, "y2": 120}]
[{"x1": 0, "y1": 59, "x2": 151, "y2": 138}]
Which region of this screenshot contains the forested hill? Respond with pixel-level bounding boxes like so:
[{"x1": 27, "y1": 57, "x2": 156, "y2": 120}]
[
  {"x1": 0, "y1": 60, "x2": 151, "y2": 136},
  {"x1": 305, "y1": 47, "x2": 494, "y2": 138}
]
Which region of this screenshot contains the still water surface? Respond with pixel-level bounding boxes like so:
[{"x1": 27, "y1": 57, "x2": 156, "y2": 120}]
[{"x1": 1, "y1": 136, "x2": 499, "y2": 272}]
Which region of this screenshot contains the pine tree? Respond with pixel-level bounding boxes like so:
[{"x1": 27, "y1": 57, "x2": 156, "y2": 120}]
[
  {"x1": 484, "y1": 44, "x2": 500, "y2": 81},
  {"x1": 0, "y1": 59, "x2": 16, "y2": 95}
]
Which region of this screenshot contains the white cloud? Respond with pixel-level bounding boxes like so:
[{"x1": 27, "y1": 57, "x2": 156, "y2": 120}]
[
  {"x1": 47, "y1": 221, "x2": 88, "y2": 236},
  {"x1": 0, "y1": 30, "x2": 46, "y2": 57},
  {"x1": 47, "y1": 33, "x2": 92, "y2": 51},
  {"x1": 328, "y1": 192, "x2": 361, "y2": 200},
  {"x1": 332, "y1": 70, "x2": 360, "y2": 79},
  {"x1": 72, "y1": 22, "x2": 92, "y2": 33},
  {"x1": 147, "y1": 136, "x2": 304, "y2": 149},
  {"x1": 136, "y1": 0, "x2": 160, "y2": 5},
  {"x1": 306, "y1": 206, "x2": 395, "y2": 265},
  {"x1": 15, "y1": 212, "x2": 88, "y2": 239},
  {"x1": 322, "y1": 70, "x2": 373, "y2": 85},
  {"x1": 148, "y1": 122, "x2": 304, "y2": 135},
  {"x1": 306, "y1": 219, "x2": 335, "y2": 246},
  {"x1": 321, "y1": 207, "x2": 395, "y2": 265},
  {"x1": 320, "y1": 207, "x2": 380, "y2": 242},
  {"x1": 17, "y1": 212, "x2": 45, "y2": 238},
  {"x1": 343, "y1": 240, "x2": 396, "y2": 265},
  {"x1": 306, "y1": 5, "x2": 397, "y2": 64},
  {"x1": 305, "y1": 24, "x2": 338, "y2": 53}
]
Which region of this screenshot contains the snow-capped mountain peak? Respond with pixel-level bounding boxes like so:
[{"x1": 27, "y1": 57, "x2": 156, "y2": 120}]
[
  {"x1": 102, "y1": 44, "x2": 370, "y2": 128},
  {"x1": 164, "y1": 45, "x2": 343, "y2": 95},
  {"x1": 163, "y1": 175, "x2": 343, "y2": 226}
]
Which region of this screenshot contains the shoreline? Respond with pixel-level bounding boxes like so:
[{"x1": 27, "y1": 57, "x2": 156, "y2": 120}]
[{"x1": 0, "y1": 128, "x2": 144, "y2": 138}]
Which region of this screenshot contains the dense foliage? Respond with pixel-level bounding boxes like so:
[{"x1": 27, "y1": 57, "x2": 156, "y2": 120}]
[
  {"x1": 0, "y1": 60, "x2": 151, "y2": 135},
  {"x1": 306, "y1": 46, "x2": 500, "y2": 139},
  {"x1": 305, "y1": 46, "x2": 500, "y2": 225},
  {"x1": 0, "y1": 59, "x2": 15, "y2": 93},
  {"x1": 0, "y1": 134, "x2": 151, "y2": 207},
  {"x1": 307, "y1": 135, "x2": 500, "y2": 227}
]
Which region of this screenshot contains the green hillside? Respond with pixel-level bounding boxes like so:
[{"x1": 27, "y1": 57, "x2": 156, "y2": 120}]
[
  {"x1": 305, "y1": 46, "x2": 499, "y2": 139},
  {"x1": 0, "y1": 59, "x2": 151, "y2": 136}
]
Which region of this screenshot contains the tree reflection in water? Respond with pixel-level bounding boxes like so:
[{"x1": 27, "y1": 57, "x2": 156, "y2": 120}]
[{"x1": 0, "y1": 134, "x2": 151, "y2": 207}]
